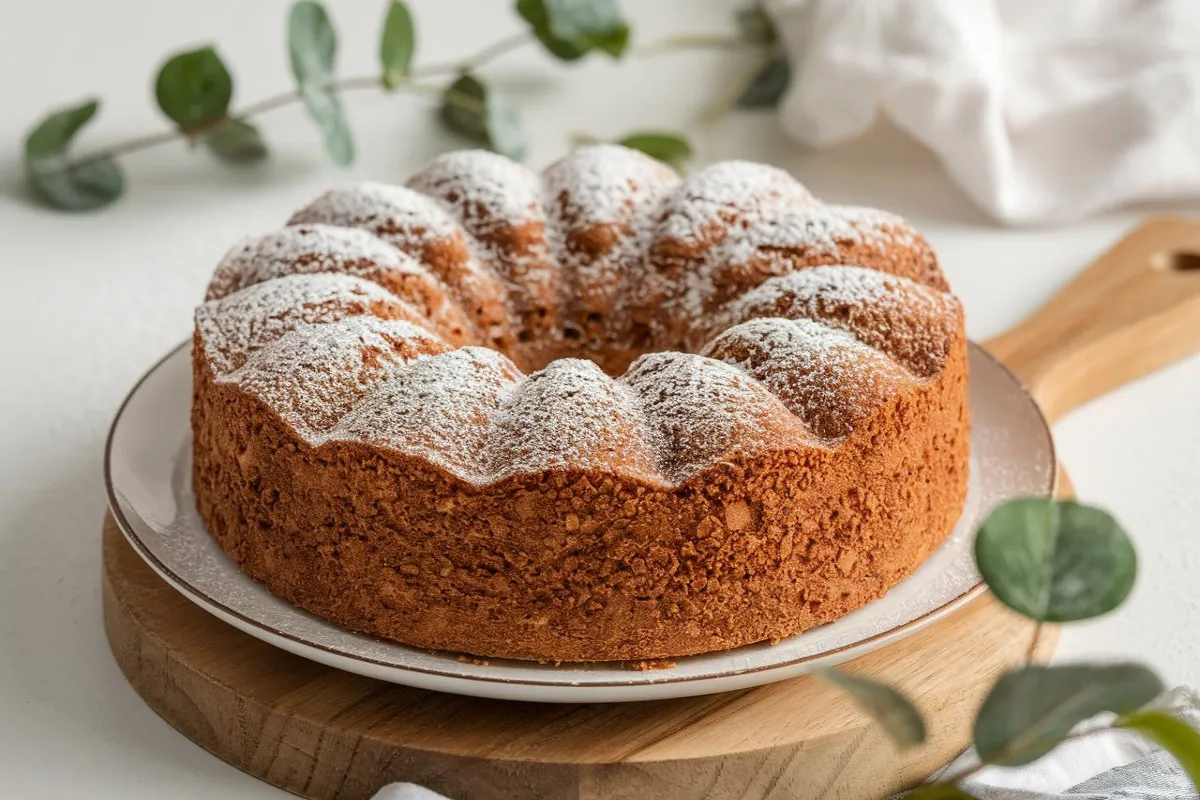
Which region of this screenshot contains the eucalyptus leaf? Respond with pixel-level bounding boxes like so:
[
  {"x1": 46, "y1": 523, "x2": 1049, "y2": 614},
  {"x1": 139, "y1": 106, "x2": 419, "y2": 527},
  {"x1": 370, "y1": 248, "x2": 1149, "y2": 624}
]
[
  {"x1": 380, "y1": 0, "x2": 416, "y2": 89},
  {"x1": 737, "y1": 56, "x2": 790, "y2": 108},
  {"x1": 27, "y1": 157, "x2": 124, "y2": 212},
  {"x1": 617, "y1": 131, "x2": 693, "y2": 170},
  {"x1": 735, "y1": 3, "x2": 778, "y2": 45},
  {"x1": 974, "y1": 663, "x2": 1162, "y2": 766},
  {"x1": 820, "y1": 669, "x2": 926, "y2": 748},
  {"x1": 204, "y1": 119, "x2": 268, "y2": 164},
  {"x1": 155, "y1": 46, "x2": 233, "y2": 132},
  {"x1": 288, "y1": 0, "x2": 355, "y2": 166},
  {"x1": 25, "y1": 99, "x2": 100, "y2": 160},
  {"x1": 904, "y1": 785, "x2": 979, "y2": 800},
  {"x1": 440, "y1": 73, "x2": 527, "y2": 161},
  {"x1": 1117, "y1": 710, "x2": 1200, "y2": 788},
  {"x1": 23, "y1": 99, "x2": 124, "y2": 211},
  {"x1": 516, "y1": 0, "x2": 630, "y2": 60},
  {"x1": 975, "y1": 498, "x2": 1136, "y2": 622}
]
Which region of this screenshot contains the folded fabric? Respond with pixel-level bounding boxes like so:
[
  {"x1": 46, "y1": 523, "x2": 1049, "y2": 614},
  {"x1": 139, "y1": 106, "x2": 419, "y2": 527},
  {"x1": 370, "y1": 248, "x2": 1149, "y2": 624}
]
[
  {"x1": 915, "y1": 685, "x2": 1200, "y2": 799},
  {"x1": 769, "y1": 0, "x2": 1200, "y2": 224}
]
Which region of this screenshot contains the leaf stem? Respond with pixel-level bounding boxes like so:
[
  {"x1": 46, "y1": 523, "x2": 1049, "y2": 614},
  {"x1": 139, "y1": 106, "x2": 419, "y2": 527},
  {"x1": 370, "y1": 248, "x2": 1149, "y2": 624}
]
[
  {"x1": 934, "y1": 725, "x2": 1112, "y2": 788},
  {"x1": 634, "y1": 34, "x2": 754, "y2": 57},
  {"x1": 417, "y1": 30, "x2": 533, "y2": 76},
  {"x1": 1026, "y1": 621, "x2": 1044, "y2": 665}
]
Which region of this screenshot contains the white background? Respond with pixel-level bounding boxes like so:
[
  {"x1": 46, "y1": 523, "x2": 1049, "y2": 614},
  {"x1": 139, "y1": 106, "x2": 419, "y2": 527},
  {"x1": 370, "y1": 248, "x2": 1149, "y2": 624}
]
[{"x1": 1, "y1": 1, "x2": 1198, "y2": 797}]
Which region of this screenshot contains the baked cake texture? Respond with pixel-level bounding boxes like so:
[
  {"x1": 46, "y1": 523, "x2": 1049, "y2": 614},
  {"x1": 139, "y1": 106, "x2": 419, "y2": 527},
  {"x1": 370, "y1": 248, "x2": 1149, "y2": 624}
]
[{"x1": 191, "y1": 146, "x2": 970, "y2": 662}]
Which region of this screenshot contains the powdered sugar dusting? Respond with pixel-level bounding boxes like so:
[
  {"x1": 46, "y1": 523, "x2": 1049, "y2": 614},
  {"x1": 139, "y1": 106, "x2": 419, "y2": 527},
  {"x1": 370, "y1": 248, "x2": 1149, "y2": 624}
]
[
  {"x1": 408, "y1": 149, "x2": 561, "y2": 329},
  {"x1": 196, "y1": 273, "x2": 424, "y2": 375},
  {"x1": 408, "y1": 150, "x2": 542, "y2": 228},
  {"x1": 544, "y1": 146, "x2": 677, "y2": 227},
  {"x1": 288, "y1": 183, "x2": 461, "y2": 254},
  {"x1": 226, "y1": 317, "x2": 446, "y2": 438},
  {"x1": 207, "y1": 224, "x2": 422, "y2": 301},
  {"x1": 699, "y1": 265, "x2": 959, "y2": 377},
  {"x1": 624, "y1": 351, "x2": 819, "y2": 484},
  {"x1": 489, "y1": 358, "x2": 662, "y2": 482},
  {"x1": 197, "y1": 147, "x2": 963, "y2": 488},
  {"x1": 287, "y1": 182, "x2": 513, "y2": 349},
  {"x1": 328, "y1": 347, "x2": 523, "y2": 483},
  {"x1": 658, "y1": 161, "x2": 816, "y2": 245},
  {"x1": 703, "y1": 317, "x2": 917, "y2": 439},
  {"x1": 542, "y1": 145, "x2": 680, "y2": 349},
  {"x1": 650, "y1": 159, "x2": 933, "y2": 318}
]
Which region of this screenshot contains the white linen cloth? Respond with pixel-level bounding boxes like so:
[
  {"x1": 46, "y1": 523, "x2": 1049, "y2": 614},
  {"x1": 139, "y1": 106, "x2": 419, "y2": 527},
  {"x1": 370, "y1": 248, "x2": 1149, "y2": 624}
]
[
  {"x1": 769, "y1": 0, "x2": 1200, "y2": 224},
  {"x1": 921, "y1": 686, "x2": 1200, "y2": 798},
  {"x1": 370, "y1": 687, "x2": 1200, "y2": 799}
]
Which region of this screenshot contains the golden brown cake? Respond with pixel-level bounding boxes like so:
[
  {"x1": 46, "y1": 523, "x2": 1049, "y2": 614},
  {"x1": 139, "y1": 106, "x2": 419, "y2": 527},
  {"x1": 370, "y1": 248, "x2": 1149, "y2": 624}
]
[{"x1": 191, "y1": 147, "x2": 970, "y2": 662}]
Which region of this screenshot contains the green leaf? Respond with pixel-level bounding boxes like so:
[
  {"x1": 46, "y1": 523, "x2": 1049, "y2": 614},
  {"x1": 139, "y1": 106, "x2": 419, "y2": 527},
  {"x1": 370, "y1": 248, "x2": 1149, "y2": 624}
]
[
  {"x1": 288, "y1": 0, "x2": 355, "y2": 166},
  {"x1": 1117, "y1": 710, "x2": 1200, "y2": 788},
  {"x1": 974, "y1": 663, "x2": 1162, "y2": 766},
  {"x1": 380, "y1": 1, "x2": 416, "y2": 89},
  {"x1": 204, "y1": 119, "x2": 268, "y2": 164},
  {"x1": 25, "y1": 99, "x2": 100, "y2": 160},
  {"x1": 591, "y1": 24, "x2": 630, "y2": 57},
  {"x1": 975, "y1": 498, "x2": 1136, "y2": 622},
  {"x1": 904, "y1": 785, "x2": 979, "y2": 799},
  {"x1": 617, "y1": 131, "x2": 693, "y2": 171},
  {"x1": 735, "y1": 3, "x2": 778, "y2": 45},
  {"x1": 516, "y1": 0, "x2": 630, "y2": 61},
  {"x1": 154, "y1": 46, "x2": 234, "y2": 132},
  {"x1": 23, "y1": 99, "x2": 124, "y2": 211},
  {"x1": 820, "y1": 669, "x2": 926, "y2": 748},
  {"x1": 440, "y1": 73, "x2": 527, "y2": 161},
  {"x1": 27, "y1": 157, "x2": 124, "y2": 212},
  {"x1": 737, "y1": 56, "x2": 791, "y2": 108}
]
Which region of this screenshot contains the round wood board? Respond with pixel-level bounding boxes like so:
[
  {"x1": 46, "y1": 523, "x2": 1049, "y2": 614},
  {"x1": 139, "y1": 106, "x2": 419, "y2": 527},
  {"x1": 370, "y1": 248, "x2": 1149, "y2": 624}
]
[{"x1": 102, "y1": 513, "x2": 1057, "y2": 800}]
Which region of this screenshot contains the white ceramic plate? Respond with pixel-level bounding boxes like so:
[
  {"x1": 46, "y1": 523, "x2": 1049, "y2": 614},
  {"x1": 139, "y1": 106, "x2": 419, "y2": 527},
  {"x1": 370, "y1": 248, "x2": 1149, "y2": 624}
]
[{"x1": 105, "y1": 341, "x2": 1054, "y2": 703}]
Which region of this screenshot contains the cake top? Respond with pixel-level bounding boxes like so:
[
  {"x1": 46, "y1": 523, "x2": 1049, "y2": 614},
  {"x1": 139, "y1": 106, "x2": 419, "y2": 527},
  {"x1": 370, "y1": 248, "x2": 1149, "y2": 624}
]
[{"x1": 196, "y1": 146, "x2": 961, "y2": 487}]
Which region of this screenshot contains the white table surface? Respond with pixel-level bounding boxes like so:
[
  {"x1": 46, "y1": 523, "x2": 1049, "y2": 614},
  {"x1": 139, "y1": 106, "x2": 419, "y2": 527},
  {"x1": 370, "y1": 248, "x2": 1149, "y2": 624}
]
[{"x1": 2, "y1": 0, "x2": 1198, "y2": 796}]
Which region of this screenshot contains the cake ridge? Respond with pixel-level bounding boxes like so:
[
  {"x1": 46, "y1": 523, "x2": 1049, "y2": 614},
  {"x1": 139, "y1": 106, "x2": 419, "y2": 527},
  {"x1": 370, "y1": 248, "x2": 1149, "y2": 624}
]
[
  {"x1": 286, "y1": 182, "x2": 514, "y2": 352},
  {"x1": 702, "y1": 316, "x2": 919, "y2": 440},
  {"x1": 196, "y1": 272, "x2": 430, "y2": 376},
  {"x1": 327, "y1": 345, "x2": 524, "y2": 484},
  {"x1": 698, "y1": 265, "x2": 960, "y2": 377},
  {"x1": 223, "y1": 316, "x2": 447, "y2": 440}
]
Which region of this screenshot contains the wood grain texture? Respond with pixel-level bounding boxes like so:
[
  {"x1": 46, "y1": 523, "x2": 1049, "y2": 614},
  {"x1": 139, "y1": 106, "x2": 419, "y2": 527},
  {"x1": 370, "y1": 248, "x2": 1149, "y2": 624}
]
[
  {"x1": 984, "y1": 217, "x2": 1200, "y2": 424},
  {"x1": 103, "y1": 216, "x2": 1200, "y2": 799},
  {"x1": 103, "y1": 515, "x2": 1056, "y2": 800}
]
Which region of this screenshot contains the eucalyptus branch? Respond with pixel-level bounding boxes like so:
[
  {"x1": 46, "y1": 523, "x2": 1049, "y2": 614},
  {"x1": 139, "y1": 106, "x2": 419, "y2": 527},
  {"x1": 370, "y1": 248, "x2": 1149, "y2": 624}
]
[
  {"x1": 44, "y1": 28, "x2": 526, "y2": 179},
  {"x1": 19, "y1": 0, "x2": 742, "y2": 211}
]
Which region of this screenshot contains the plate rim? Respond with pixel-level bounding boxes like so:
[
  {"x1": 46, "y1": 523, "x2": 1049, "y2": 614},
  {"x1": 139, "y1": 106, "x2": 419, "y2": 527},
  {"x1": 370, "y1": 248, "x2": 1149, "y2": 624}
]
[{"x1": 104, "y1": 339, "x2": 1056, "y2": 690}]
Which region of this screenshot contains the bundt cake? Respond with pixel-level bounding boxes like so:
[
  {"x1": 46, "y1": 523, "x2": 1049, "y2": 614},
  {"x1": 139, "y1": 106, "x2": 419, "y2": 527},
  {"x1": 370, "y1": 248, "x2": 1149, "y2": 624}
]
[{"x1": 191, "y1": 146, "x2": 970, "y2": 662}]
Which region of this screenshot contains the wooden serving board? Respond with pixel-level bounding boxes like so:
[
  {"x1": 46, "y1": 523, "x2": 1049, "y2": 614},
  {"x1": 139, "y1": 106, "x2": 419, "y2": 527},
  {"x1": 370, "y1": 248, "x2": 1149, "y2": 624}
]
[{"x1": 103, "y1": 217, "x2": 1200, "y2": 799}]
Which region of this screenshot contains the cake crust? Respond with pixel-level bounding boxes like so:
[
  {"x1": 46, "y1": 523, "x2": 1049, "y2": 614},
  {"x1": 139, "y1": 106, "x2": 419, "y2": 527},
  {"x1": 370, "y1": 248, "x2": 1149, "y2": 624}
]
[{"x1": 191, "y1": 146, "x2": 971, "y2": 662}]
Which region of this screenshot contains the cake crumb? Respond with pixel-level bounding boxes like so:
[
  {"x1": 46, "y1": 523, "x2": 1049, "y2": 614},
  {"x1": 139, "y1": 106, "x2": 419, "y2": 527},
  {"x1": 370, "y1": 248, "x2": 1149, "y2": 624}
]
[{"x1": 457, "y1": 655, "x2": 491, "y2": 666}]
